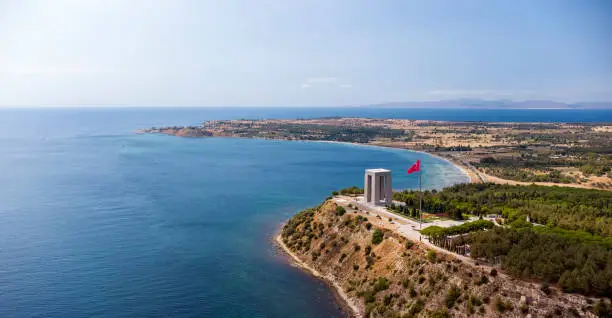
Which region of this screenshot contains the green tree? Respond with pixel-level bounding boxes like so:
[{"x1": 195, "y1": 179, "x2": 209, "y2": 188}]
[{"x1": 372, "y1": 229, "x2": 384, "y2": 244}]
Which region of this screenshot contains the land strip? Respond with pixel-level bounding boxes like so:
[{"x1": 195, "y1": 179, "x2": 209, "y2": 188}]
[{"x1": 139, "y1": 118, "x2": 612, "y2": 190}]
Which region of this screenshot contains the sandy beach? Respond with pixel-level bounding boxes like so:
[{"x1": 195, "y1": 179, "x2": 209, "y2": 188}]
[{"x1": 311, "y1": 140, "x2": 474, "y2": 183}]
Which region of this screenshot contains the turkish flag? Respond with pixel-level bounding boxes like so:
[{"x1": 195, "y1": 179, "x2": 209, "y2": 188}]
[{"x1": 407, "y1": 159, "x2": 421, "y2": 174}]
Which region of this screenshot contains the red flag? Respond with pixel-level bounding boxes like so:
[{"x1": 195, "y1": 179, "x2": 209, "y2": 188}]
[{"x1": 407, "y1": 159, "x2": 420, "y2": 174}]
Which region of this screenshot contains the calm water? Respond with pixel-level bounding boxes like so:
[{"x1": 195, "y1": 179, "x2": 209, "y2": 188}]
[{"x1": 0, "y1": 107, "x2": 608, "y2": 317}]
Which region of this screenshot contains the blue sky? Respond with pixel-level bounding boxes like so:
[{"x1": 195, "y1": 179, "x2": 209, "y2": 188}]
[{"x1": 0, "y1": 0, "x2": 611, "y2": 107}]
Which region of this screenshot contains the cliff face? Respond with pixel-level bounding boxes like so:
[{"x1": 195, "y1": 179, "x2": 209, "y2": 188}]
[
  {"x1": 137, "y1": 127, "x2": 213, "y2": 137},
  {"x1": 281, "y1": 200, "x2": 598, "y2": 318},
  {"x1": 160, "y1": 127, "x2": 212, "y2": 137}
]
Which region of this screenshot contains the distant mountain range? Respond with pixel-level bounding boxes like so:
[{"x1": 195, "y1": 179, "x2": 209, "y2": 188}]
[{"x1": 366, "y1": 99, "x2": 612, "y2": 109}]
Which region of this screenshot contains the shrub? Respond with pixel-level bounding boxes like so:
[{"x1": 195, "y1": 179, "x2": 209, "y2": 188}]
[
  {"x1": 429, "y1": 309, "x2": 450, "y2": 318},
  {"x1": 373, "y1": 277, "x2": 390, "y2": 292},
  {"x1": 490, "y1": 268, "x2": 498, "y2": 277},
  {"x1": 468, "y1": 295, "x2": 482, "y2": 306},
  {"x1": 360, "y1": 290, "x2": 376, "y2": 303},
  {"x1": 353, "y1": 244, "x2": 361, "y2": 252},
  {"x1": 408, "y1": 298, "x2": 424, "y2": 316},
  {"x1": 409, "y1": 287, "x2": 417, "y2": 298},
  {"x1": 365, "y1": 245, "x2": 372, "y2": 255},
  {"x1": 494, "y1": 297, "x2": 512, "y2": 313},
  {"x1": 372, "y1": 229, "x2": 384, "y2": 244},
  {"x1": 477, "y1": 275, "x2": 489, "y2": 285},
  {"x1": 405, "y1": 241, "x2": 414, "y2": 249},
  {"x1": 336, "y1": 206, "x2": 346, "y2": 216},
  {"x1": 593, "y1": 299, "x2": 612, "y2": 317},
  {"x1": 445, "y1": 286, "x2": 461, "y2": 308},
  {"x1": 426, "y1": 250, "x2": 437, "y2": 263},
  {"x1": 541, "y1": 283, "x2": 551, "y2": 295},
  {"x1": 353, "y1": 264, "x2": 359, "y2": 271},
  {"x1": 365, "y1": 222, "x2": 372, "y2": 230},
  {"x1": 331, "y1": 190, "x2": 339, "y2": 196}
]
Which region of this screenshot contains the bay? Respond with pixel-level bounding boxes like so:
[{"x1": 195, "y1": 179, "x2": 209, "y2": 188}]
[{"x1": 0, "y1": 107, "x2": 606, "y2": 317}]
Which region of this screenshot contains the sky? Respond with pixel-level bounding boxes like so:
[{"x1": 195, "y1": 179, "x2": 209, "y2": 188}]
[{"x1": 0, "y1": 0, "x2": 611, "y2": 107}]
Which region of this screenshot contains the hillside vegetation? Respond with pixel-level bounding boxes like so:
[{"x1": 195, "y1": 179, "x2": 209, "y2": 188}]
[
  {"x1": 281, "y1": 200, "x2": 606, "y2": 317},
  {"x1": 395, "y1": 184, "x2": 612, "y2": 298}
]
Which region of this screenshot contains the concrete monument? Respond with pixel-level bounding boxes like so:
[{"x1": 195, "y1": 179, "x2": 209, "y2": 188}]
[{"x1": 364, "y1": 169, "x2": 392, "y2": 205}]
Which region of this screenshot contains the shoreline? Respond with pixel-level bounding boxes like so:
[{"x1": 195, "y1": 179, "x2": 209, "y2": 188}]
[
  {"x1": 274, "y1": 233, "x2": 362, "y2": 318},
  {"x1": 192, "y1": 135, "x2": 474, "y2": 187},
  {"x1": 310, "y1": 140, "x2": 474, "y2": 184}
]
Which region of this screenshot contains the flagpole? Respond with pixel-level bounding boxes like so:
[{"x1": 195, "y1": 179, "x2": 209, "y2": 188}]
[{"x1": 419, "y1": 169, "x2": 422, "y2": 229}]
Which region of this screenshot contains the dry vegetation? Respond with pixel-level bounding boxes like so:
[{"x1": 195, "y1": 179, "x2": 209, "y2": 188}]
[{"x1": 281, "y1": 200, "x2": 606, "y2": 317}]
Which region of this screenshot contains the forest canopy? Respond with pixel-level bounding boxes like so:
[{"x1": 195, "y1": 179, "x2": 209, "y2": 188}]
[{"x1": 399, "y1": 183, "x2": 612, "y2": 297}]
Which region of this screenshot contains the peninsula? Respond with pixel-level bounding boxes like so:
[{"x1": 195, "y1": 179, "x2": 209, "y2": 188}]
[
  {"x1": 278, "y1": 184, "x2": 612, "y2": 317},
  {"x1": 139, "y1": 117, "x2": 612, "y2": 190}
]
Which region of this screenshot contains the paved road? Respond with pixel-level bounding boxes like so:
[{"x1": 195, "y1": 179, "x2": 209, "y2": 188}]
[{"x1": 333, "y1": 196, "x2": 491, "y2": 269}]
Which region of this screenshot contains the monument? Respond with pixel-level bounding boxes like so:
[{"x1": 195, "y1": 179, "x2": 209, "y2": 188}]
[{"x1": 364, "y1": 168, "x2": 392, "y2": 205}]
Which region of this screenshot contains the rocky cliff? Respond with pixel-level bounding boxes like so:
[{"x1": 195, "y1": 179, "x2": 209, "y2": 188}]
[{"x1": 280, "y1": 200, "x2": 605, "y2": 317}]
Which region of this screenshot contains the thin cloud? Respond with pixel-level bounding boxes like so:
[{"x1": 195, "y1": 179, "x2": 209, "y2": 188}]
[{"x1": 301, "y1": 77, "x2": 353, "y2": 89}]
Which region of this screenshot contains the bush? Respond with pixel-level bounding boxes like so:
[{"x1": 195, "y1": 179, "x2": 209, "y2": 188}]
[
  {"x1": 408, "y1": 298, "x2": 425, "y2": 316},
  {"x1": 331, "y1": 190, "x2": 339, "y2": 196},
  {"x1": 339, "y1": 186, "x2": 364, "y2": 195},
  {"x1": 494, "y1": 297, "x2": 512, "y2": 313},
  {"x1": 426, "y1": 250, "x2": 437, "y2": 263},
  {"x1": 365, "y1": 222, "x2": 372, "y2": 230},
  {"x1": 593, "y1": 299, "x2": 612, "y2": 318},
  {"x1": 336, "y1": 206, "x2": 346, "y2": 216},
  {"x1": 477, "y1": 275, "x2": 489, "y2": 285},
  {"x1": 360, "y1": 290, "x2": 376, "y2": 303},
  {"x1": 421, "y1": 220, "x2": 494, "y2": 238},
  {"x1": 490, "y1": 269, "x2": 498, "y2": 277},
  {"x1": 429, "y1": 309, "x2": 450, "y2": 318},
  {"x1": 373, "y1": 277, "x2": 390, "y2": 292},
  {"x1": 353, "y1": 264, "x2": 359, "y2": 271},
  {"x1": 409, "y1": 287, "x2": 417, "y2": 298},
  {"x1": 372, "y1": 229, "x2": 384, "y2": 244},
  {"x1": 445, "y1": 286, "x2": 461, "y2": 308},
  {"x1": 365, "y1": 245, "x2": 372, "y2": 255}
]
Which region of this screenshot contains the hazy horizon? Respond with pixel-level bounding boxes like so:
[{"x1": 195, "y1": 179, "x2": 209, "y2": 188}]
[{"x1": 1, "y1": 0, "x2": 611, "y2": 107}]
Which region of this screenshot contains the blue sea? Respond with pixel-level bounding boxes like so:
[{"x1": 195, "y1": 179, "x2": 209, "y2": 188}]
[{"x1": 0, "y1": 107, "x2": 610, "y2": 317}]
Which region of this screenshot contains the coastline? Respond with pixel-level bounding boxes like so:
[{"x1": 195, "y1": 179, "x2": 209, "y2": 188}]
[
  {"x1": 304, "y1": 139, "x2": 474, "y2": 184},
  {"x1": 274, "y1": 233, "x2": 362, "y2": 318}
]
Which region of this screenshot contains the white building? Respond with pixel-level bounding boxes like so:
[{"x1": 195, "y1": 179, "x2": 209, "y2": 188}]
[{"x1": 364, "y1": 168, "x2": 392, "y2": 205}]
